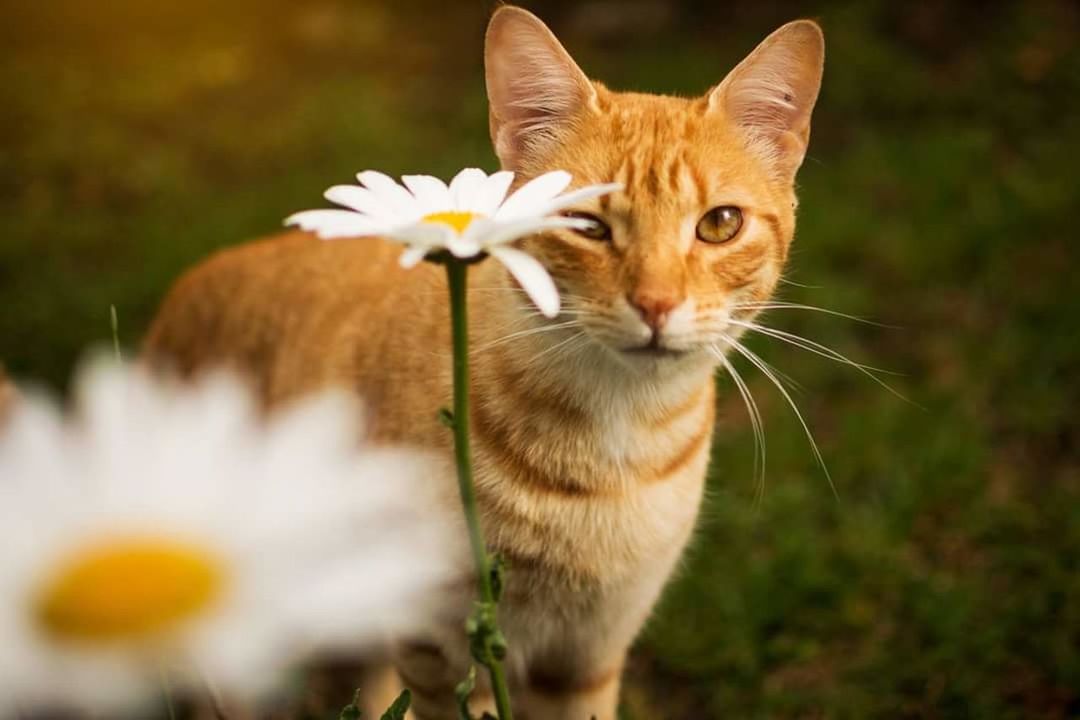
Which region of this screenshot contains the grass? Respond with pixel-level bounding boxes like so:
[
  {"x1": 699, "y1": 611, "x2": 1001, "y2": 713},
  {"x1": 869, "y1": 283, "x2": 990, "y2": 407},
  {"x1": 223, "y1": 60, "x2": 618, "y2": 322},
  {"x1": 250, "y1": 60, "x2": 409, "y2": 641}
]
[{"x1": 2, "y1": 0, "x2": 1078, "y2": 717}]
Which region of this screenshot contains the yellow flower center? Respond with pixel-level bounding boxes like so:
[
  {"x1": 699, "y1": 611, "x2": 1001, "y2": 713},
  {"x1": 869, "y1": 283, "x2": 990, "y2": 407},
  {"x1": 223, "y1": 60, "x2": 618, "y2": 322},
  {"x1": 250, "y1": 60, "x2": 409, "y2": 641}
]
[
  {"x1": 35, "y1": 536, "x2": 224, "y2": 643},
  {"x1": 422, "y1": 211, "x2": 479, "y2": 234}
]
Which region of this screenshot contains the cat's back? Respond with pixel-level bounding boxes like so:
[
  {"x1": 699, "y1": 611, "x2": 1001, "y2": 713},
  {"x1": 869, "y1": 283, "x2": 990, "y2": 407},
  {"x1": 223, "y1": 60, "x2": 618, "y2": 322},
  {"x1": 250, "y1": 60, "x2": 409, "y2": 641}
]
[{"x1": 144, "y1": 230, "x2": 442, "y2": 404}]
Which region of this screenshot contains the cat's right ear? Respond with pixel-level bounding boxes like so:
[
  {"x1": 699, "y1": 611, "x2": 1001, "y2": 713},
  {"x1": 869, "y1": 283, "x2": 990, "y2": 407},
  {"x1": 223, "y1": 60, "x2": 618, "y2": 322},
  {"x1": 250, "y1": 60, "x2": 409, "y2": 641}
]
[
  {"x1": 707, "y1": 20, "x2": 825, "y2": 180},
  {"x1": 485, "y1": 6, "x2": 597, "y2": 170}
]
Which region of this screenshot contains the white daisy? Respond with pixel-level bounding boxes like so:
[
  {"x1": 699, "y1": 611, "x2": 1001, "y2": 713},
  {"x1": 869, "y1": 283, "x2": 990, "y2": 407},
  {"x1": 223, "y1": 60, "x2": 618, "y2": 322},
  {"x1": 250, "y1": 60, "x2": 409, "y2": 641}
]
[
  {"x1": 0, "y1": 359, "x2": 454, "y2": 716},
  {"x1": 285, "y1": 168, "x2": 621, "y2": 318}
]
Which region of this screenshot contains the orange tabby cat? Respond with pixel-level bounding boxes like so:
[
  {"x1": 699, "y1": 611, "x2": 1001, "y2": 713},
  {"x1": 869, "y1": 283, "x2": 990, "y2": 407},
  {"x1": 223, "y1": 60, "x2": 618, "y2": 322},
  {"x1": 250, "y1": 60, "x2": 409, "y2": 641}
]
[{"x1": 144, "y1": 7, "x2": 823, "y2": 719}]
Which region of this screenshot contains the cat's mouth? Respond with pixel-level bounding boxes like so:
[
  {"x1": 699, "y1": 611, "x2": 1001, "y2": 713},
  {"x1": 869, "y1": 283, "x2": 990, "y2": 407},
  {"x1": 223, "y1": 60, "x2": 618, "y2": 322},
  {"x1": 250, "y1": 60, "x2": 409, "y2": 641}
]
[{"x1": 621, "y1": 341, "x2": 688, "y2": 359}]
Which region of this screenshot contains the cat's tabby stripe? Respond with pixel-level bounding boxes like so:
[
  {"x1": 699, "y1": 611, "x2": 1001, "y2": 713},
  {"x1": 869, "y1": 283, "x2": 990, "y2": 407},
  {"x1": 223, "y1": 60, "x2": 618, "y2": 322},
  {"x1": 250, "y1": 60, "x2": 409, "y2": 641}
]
[
  {"x1": 473, "y1": 404, "x2": 598, "y2": 498},
  {"x1": 648, "y1": 416, "x2": 715, "y2": 482},
  {"x1": 649, "y1": 385, "x2": 709, "y2": 428}
]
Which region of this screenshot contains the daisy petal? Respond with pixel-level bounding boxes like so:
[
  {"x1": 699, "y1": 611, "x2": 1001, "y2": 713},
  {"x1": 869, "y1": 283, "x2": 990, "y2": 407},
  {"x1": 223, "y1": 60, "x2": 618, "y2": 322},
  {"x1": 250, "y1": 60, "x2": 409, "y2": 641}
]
[
  {"x1": 401, "y1": 175, "x2": 452, "y2": 214},
  {"x1": 489, "y1": 246, "x2": 560, "y2": 318},
  {"x1": 459, "y1": 215, "x2": 495, "y2": 244},
  {"x1": 324, "y1": 185, "x2": 397, "y2": 222},
  {"x1": 494, "y1": 170, "x2": 572, "y2": 222},
  {"x1": 481, "y1": 216, "x2": 594, "y2": 248},
  {"x1": 448, "y1": 168, "x2": 488, "y2": 213},
  {"x1": 385, "y1": 222, "x2": 451, "y2": 250},
  {"x1": 398, "y1": 246, "x2": 430, "y2": 268},
  {"x1": 474, "y1": 171, "x2": 515, "y2": 216},
  {"x1": 533, "y1": 183, "x2": 624, "y2": 216},
  {"x1": 447, "y1": 234, "x2": 483, "y2": 259},
  {"x1": 284, "y1": 210, "x2": 380, "y2": 239},
  {"x1": 357, "y1": 171, "x2": 422, "y2": 220}
]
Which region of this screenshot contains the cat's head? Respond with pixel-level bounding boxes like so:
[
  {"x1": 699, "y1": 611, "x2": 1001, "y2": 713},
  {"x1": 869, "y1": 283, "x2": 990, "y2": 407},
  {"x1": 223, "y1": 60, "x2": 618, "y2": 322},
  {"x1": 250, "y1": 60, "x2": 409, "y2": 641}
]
[{"x1": 485, "y1": 7, "x2": 823, "y2": 368}]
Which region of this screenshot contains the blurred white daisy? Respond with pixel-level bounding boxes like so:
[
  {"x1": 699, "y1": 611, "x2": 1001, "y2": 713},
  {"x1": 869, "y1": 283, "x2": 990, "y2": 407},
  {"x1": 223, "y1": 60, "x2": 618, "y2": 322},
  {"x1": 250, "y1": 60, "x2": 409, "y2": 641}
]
[
  {"x1": 0, "y1": 367, "x2": 16, "y2": 422},
  {"x1": 285, "y1": 168, "x2": 621, "y2": 318},
  {"x1": 0, "y1": 359, "x2": 454, "y2": 716}
]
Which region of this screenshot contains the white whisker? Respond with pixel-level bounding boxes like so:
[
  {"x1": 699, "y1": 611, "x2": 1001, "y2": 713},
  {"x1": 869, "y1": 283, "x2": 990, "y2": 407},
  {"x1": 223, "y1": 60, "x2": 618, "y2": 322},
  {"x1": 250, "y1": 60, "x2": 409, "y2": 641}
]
[
  {"x1": 726, "y1": 319, "x2": 911, "y2": 403},
  {"x1": 730, "y1": 301, "x2": 894, "y2": 327},
  {"x1": 472, "y1": 320, "x2": 581, "y2": 354},
  {"x1": 777, "y1": 277, "x2": 822, "y2": 289},
  {"x1": 719, "y1": 333, "x2": 838, "y2": 501},
  {"x1": 519, "y1": 330, "x2": 589, "y2": 371},
  {"x1": 708, "y1": 345, "x2": 767, "y2": 506}
]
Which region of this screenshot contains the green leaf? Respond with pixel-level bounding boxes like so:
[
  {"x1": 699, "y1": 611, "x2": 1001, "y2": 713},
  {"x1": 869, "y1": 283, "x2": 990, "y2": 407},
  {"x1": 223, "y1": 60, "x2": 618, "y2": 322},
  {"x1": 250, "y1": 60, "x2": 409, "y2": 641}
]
[
  {"x1": 339, "y1": 689, "x2": 363, "y2": 720},
  {"x1": 379, "y1": 689, "x2": 411, "y2": 720},
  {"x1": 490, "y1": 553, "x2": 505, "y2": 603},
  {"x1": 489, "y1": 628, "x2": 507, "y2": 661},
  {"x1": 455, "y1": 666, "x2": 477, "y2": 720},
  {"x1": 438, "y1": 407, "x2": 455, "y2": 428}
]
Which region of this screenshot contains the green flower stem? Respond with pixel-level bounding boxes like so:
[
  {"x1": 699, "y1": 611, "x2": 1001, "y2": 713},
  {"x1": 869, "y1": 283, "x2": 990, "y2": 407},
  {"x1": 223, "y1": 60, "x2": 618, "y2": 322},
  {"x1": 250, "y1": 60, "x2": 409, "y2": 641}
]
[{"x1": 445, "y1": 260, "x2": 515, "y2": 720}]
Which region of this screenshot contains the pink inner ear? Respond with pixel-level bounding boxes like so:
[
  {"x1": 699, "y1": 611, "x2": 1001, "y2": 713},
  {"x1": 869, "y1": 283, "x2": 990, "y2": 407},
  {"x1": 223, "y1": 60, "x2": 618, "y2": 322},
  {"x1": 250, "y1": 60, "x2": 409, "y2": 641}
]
[
  {"x1": 708, "y1": 22, "x2": 824, "y2": 171},
  {"x1": 726, "y1": 73, "x2": 802, "y2": 134},
  {"x1": 485, "y1": 10, "x2": 596, "y2": 167}
]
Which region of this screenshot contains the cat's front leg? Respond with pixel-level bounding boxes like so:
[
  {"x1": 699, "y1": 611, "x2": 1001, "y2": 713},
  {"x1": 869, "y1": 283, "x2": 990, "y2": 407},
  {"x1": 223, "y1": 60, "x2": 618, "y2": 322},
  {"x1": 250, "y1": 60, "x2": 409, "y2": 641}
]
[
  {"x1": 514, "y1": 656, "x2": 625, "y2": 720},
  {"x1": 393, "y1": 633, "x2": 500, "y2": 720},
  {"x1": 396, "y1": 637, "x2": 623, "y2": 720},
  {"x1": 393, "y1": 638, "x2": 467, "y2": 720}
]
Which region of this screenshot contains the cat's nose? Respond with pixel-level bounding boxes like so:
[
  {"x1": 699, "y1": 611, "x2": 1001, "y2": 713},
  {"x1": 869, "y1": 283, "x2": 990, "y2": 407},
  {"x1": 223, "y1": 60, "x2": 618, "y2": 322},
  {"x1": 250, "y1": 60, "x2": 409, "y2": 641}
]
[{"x1": 628, "y1": 289, "x2": 680, "y2": 332}]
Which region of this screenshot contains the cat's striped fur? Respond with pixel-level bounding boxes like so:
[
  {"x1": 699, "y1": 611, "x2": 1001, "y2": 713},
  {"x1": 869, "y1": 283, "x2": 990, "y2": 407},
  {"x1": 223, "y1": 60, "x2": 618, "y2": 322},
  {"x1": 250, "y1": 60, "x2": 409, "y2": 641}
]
[{"x1": 144, "y1": 7, "x2": 823, "y2": 719}]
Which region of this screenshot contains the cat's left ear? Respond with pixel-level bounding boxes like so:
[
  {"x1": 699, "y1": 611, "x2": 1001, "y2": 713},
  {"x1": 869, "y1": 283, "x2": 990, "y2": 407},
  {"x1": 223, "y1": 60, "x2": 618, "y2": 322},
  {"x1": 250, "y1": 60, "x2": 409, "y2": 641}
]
[{"x1": 708, "y1": 20, "x2": 824, "y2": 179}]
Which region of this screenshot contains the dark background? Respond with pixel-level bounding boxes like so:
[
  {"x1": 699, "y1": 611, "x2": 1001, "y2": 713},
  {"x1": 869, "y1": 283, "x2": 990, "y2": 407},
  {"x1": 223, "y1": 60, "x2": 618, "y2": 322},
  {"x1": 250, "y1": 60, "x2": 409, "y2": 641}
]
[{"x1": 1, "y1": 1, "x2": 1078, "y2": 717}]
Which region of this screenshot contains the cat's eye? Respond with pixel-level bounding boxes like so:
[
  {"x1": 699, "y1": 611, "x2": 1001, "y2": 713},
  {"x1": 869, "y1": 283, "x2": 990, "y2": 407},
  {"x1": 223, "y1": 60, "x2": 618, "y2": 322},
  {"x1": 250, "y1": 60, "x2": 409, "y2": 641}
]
[
  {"x1": 696, "y1": 206, "x2": 743, "y2": 244},
  {"x1": 562, "y1": 211, "x2": 612, "y2": 241}
]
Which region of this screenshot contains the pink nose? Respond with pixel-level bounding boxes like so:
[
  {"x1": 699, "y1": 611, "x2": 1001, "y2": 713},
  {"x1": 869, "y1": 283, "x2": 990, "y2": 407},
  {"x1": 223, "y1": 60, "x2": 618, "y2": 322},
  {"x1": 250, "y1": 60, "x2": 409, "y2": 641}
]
[{"x1": 628, "y1": 290, "x2": 680, "y2": 331}]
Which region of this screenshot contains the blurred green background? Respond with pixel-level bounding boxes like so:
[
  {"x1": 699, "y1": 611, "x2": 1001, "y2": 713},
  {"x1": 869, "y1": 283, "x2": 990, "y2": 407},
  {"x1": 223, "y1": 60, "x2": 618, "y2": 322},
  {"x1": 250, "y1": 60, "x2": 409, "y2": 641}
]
[{"x1": 2, "y1": 0, "x2": 1077, "y2": 717}]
